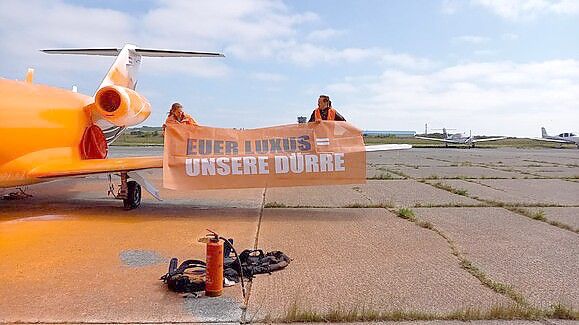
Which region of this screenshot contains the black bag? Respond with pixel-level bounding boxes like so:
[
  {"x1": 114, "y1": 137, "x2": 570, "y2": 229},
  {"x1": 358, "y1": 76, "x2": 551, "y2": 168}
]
[
  {"x1": 160, "y1": 258, "x2": 206, "y2": 293},
  {"x1": 224, "y1": 250, "x2": 291, "y2": 281},
  {"x1": 161, "y1": 250, "x2": 292, "y2": 292}
]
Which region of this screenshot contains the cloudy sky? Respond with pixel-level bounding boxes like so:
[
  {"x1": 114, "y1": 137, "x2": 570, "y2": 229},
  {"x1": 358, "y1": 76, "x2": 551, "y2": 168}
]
[{"x1": 1, "y1": 0, "x2": 578, "y2": 136}]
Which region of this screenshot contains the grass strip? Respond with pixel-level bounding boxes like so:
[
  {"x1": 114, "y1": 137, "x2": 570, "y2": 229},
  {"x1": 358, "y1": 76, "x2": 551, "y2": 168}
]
[
  {"x1": 277, "y1": 302, "x2": 577, "y2": 322},
  {"x1": 431, "y1": 181, "x2": 469, "y2": 196},
  {"x1": 395, "y1": 207, "x2": 528, "y2": 306}
]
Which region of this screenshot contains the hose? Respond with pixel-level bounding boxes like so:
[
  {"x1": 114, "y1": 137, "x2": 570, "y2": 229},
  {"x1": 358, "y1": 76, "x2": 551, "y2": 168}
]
[{"x1": 219, "y1": 236, "x2": 246, "y2": 301}]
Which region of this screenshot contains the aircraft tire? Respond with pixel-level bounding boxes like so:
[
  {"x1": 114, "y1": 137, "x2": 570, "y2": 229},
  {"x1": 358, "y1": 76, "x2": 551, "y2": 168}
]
[{"x1": 123, "y1": 180, "x2": 141, "y2": 210}]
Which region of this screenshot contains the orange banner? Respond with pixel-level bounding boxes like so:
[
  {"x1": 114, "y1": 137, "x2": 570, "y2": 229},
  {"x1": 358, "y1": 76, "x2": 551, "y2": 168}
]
[{"x1": 163, "y1": 121, "x2": 366, "y2": 190}]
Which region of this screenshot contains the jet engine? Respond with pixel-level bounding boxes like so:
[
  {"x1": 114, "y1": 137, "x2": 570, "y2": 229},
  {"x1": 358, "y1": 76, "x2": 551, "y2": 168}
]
[{"x1": 93, "y1": 85, "x2": 151, "y2": 126}]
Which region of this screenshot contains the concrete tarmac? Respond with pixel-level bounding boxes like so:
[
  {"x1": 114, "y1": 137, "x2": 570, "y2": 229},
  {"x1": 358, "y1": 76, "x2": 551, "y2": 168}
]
[{"x1": 0, "y1": 147, "x2": 577, "y2": 323}]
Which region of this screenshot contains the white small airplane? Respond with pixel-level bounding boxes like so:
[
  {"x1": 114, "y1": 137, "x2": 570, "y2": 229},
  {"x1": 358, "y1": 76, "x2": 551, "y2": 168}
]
[
  {"x1": 416, "y1": 128, "x2": 507, "y2": 148},
  {"x1": 533, "y1": 127, "x2": 579, "y2": 148}
]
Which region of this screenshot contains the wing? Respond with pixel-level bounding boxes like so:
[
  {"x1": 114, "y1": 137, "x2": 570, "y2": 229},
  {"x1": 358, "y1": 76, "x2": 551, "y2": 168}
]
[
  {"x1": 472, "y1": 137, "x2": 508, "y2": 143},
  {"x1": 29, "y1": 156, "x2": 162, "y2": 178},
  {"x1": 531, "y1": 137, "x2": 573, "y2": 144},
  {"x1": 415, "y1": 136, "x2": 458, "y2": 143},
  {"x1": 365, "y1": 144, "x2": 412, "y2": 152}
]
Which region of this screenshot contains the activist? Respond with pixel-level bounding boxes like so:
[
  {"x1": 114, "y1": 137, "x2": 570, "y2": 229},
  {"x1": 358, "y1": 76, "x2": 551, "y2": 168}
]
[
  {"x1": 163, "y1": 102, "x2": 197, "y2": 134},
  {"x1": 308, "y1": 95, "x2": 346, "y2": 122}
]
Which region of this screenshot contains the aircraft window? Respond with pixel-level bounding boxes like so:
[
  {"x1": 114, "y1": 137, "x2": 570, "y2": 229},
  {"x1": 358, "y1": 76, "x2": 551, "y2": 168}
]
[
  {"x1": 558, "y1": 133, "x2": 565, "y2": 137},
  {"x1": 571, "y1": 133, "x2": 576, "y2": 137}
]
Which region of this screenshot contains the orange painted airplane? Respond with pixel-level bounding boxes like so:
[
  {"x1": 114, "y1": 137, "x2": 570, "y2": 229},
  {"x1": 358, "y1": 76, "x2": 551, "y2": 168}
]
[
  {"x1": 0, "y1": 44, "x2": 410, "y2": 209},
  {"x1": 0, "y1": 44, "x2": 224, "y2": 209}
]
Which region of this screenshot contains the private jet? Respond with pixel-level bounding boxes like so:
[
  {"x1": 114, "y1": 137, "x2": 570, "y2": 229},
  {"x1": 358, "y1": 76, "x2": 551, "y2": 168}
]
[{"x1": 0, "y1": 44, "x2": 410, "y2": 209}]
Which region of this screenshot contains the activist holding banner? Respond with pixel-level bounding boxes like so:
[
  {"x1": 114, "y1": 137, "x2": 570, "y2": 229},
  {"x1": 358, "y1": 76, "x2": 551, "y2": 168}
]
[
  {"x1": 308, "y1": 95, "x2": 346, "y2": 122},
  {"x1": 163, "y1": 102, "x2": 197, "y2": 135},
  {"x1": 163, "y1": 121, "x2": 366, "y2": 190}
]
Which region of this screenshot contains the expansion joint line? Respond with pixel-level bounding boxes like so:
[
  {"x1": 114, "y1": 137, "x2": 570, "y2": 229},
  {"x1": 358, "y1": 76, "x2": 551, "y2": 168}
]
[
  {"x1": 385, "y1": 206, "x2": 530, "y2": 308},
  {"x1": 418, "y1": 176, "x2": 577, "y2": 233},
  {"x1": 254, "y1": 187, "x2": 268, "y2": 249},
  {"x1": 240, "y1": 187, "x2": 268, "y2": 324}
]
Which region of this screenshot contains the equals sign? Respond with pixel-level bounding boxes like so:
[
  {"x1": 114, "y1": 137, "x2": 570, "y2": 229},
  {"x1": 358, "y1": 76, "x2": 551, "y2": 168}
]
[{"x1": 316, "y1": 138, "x2": 330, "y2": 146}]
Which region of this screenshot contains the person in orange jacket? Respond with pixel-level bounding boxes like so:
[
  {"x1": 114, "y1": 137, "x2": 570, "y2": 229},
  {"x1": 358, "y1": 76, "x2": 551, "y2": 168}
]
[
  {"x1": 163, "y1": 102, "x2": 197, "y2": 134},
  {"x1": 308, "y1": 95, "x2": 346, "y2": 122}
]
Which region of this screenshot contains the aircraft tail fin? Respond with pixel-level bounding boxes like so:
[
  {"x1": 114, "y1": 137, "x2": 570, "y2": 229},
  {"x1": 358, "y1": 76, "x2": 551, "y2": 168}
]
[
  {"x1": 541, "y1": 127, "x2": 548, "y2": 138},
  {"x1": 24, "y1": 68, "x2": 34, "y2": 83},
  {"x1": 42, "y1": 44, "x2": 224, "y2": 92}
]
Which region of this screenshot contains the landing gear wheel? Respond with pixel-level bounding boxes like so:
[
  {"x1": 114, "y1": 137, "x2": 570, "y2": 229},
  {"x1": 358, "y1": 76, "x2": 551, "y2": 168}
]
[{"x1": 123, "y1": 180, "x2": 141, "y2": 210}]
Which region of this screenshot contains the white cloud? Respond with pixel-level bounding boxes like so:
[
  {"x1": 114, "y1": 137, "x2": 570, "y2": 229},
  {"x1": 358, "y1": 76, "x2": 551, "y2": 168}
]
[
  {"x1": 441, "y1": 0, "x2": 463, "y2": 14},
  {"x1": 325, "y1": 59, "x2": 579, "y2": 136},
  {"x1": 381, "y1": 53, "x2": 434, "y2": 70},
  {"x1": 0, "y1": 0, "x2": 429, "y2": 85},
  {"x1": 326, "y1": 82, "x2": 360, "y2": 94},
  {"x1": 142, "y1": 0, "x2": 318, "y2": 47},
  {"x1": 0, "y1": 0, "x2": 319, "y2": 81},
  {"x1": 472, "y1": 0, "x2": 579, "y2": 20},
  {"x1": 250, "y1": 72, "x2": 287, "y2": 82},
  {"x1": 144, "y1": 58, "x2": 230, "y2": 79},
  {"x1": 474, "y1": 49, "x2": 499, "y2": 56},
  {"x1": 306, "y1": 28, "x2": 345, "y2": 41},
  {"x1": 259, "y1": 42, "x2": 433, "y2": 68},
  {"x1": 452, "y1": 35, "x2": 490, "y2": 44},
  {"x1": 501, "y1": 33, "x2": 519, "y2": 40},
  {"x1": 0, "y1": 0, "x2": 134, "y2": 78}
]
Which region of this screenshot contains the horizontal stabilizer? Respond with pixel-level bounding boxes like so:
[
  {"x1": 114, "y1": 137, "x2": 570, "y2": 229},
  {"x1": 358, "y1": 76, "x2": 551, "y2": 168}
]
[
  {"x1": 41, "y1": 48, "x2": 120, "y2": 56},
  {"x1": 136, "y1": 48, "x2": 224, "y2": 57},
  {"x1": 41, "y1": 47, "x2": 224, "y2": 57}
]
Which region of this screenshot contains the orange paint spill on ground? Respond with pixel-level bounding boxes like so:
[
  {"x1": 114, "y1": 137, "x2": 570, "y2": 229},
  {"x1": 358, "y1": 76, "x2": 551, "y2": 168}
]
[{"x1": 0, "y1": 202, "x2": 259, "y2": 323}]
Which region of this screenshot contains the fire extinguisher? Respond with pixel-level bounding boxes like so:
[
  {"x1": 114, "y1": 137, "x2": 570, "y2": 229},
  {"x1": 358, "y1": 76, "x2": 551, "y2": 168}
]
[
  {"x1": 199, "y1": 229, "x2": 247, "y2": 300},
  {"x1": 203, "y1": 229, "x2": 224, "y2": 297}
]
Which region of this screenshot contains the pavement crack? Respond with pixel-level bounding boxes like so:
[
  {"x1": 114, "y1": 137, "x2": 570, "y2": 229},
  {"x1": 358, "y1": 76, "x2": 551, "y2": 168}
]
[
  {"x1": 420, "y1": 179, "x2": 578, "y2": 233},
  {"x1": 253, "y1": 187, "x2": 267, "y2": 249},
  {"x1": 240, "y1": 187, "x2": 268, "y2": 324},
  {"x1": 352, "y1": 185, "x2": 372, "y2": 203},
  {"x1": 389, "y1": 207, "x2": 531, "y2": 308}
]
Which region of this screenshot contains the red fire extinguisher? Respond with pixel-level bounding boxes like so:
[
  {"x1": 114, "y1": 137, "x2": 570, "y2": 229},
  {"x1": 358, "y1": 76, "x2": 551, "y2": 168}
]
[{"x1": 203, "y1": 229, "x2": 223, "y2": 297}]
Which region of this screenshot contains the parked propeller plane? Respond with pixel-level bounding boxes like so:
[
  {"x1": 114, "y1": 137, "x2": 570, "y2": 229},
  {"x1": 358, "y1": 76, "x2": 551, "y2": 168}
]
[
  {"x1": 533, "y1": 127, "x2": 579, "y2": 148},
  {"x1": 0, "y1": 44, "x2": 409, "y2": 209},
  {"x1": 416, "y1": 128, "x2": 507, "y2": 148}
]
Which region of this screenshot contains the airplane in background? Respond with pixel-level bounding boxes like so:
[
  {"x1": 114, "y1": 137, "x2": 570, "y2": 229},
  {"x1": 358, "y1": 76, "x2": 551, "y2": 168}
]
[
  {"x1": 533, "y1": 127, "x2": 579, "y2": 148},
  {"x1": 416, "y1": 128, "x2": 508, "y2": 148},
  {"x1": 0, "y1": 44, "x2": 409, "y2": 209}
]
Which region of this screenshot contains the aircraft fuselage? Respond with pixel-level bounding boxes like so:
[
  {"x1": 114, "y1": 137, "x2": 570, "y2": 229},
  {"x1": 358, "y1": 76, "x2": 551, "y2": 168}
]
[{"x1": 0, "y1": 78, "x2": 92, "y2": 187}]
